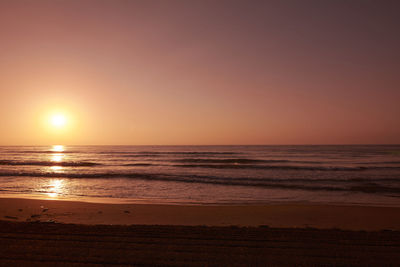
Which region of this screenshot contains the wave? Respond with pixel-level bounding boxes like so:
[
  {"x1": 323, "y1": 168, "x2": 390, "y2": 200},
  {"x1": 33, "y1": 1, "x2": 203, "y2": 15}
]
[
  {"x1": 175, "y1": 158, "x2": 288, "y2": 164},
  {"x1": 174, "y1": 158, "x2": 329, "y2": 164},
  {"x1": 123, "y1": 163, "x2": 154, "y2": 166},
  {"x1": 139, "y1": 151, "x2": 239, "y2": 155},
  {"x1": 99, "y1": 151, "x2": 240, "y2": 156},
  {"x1": 0, "y1": 160, "x2": 100, "y2": 167},
  {"x1": 172, "y1": 164, "x2": 400, "y2": 171},
  {"x1": 118, "y1": 154, "x2": 162, "y2": 158},
  {"x1": 0, "y1": 171, "x2": 399, "y2": 194},
  {"x1": 2, "y1": 159, "x2": 399, "y2": 171},
  {"x1": 2, "y1": 150, "x2": 239, "y2": 156},
  {"x1": 2, "y1": 150, "x2": 78, "y2": 154},
  {"x1": 1, "y1": 170, "x2": 398, "y2": 183},
  {"x1": 359, "y1": 161, "x2": 400, "y2": 165}
]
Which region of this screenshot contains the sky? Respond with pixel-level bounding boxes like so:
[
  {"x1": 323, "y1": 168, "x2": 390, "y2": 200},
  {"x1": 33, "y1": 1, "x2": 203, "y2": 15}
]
[{"x1": 0, "y1": 0, "x2": 399, "y2": 145}]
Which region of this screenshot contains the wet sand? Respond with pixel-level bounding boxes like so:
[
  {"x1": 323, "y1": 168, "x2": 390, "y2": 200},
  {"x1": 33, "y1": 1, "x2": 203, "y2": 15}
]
[{"x1": 1, "y1": 198, "x2": 400, "y2": 265}]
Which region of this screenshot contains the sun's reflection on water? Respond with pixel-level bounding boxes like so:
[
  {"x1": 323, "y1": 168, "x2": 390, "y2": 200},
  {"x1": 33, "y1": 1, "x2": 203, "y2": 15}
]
[
  {"x1": 51, "y1": 154, "x2": 64, "y2": 162},
  {"x1": 49, "y1": 145, "x2": 65, "y2": 172},
  {"x1": 35, "y1": 146, "x2": 68, "y2": 198},
  {"x1": 52, "y1": 145, "x2": 64, "y2": 152},
  {"x1": 49, "y1": 166, "x2": 63, "y2": 172},
  {"x1": 46, "y1": 179, "x2": 65, "y2": 198}
]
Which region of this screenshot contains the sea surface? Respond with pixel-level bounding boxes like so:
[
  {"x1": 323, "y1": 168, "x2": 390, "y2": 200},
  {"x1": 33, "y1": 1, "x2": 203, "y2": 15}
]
[{"x1": 0, "y1": 145, "x2": 399, "y2": 206}]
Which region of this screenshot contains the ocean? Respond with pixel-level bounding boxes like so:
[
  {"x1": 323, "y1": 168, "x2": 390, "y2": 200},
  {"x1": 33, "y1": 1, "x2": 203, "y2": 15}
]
[{"x1": 0, "y1": 145, "x2": 399, "y2": 206}]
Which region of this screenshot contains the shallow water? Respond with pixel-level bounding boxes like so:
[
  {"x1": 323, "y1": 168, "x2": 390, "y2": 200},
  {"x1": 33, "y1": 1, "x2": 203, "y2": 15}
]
[{"x1": 0, "y1": 145, "x2": 399, "y2": 206}]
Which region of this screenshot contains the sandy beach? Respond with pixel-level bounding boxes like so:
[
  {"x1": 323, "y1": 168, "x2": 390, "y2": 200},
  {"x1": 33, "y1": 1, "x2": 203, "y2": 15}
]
[
  {"x1": 0, "y1": 198, "x2": 400, "y2": 265},
  {"x1": 1, "y1": 198, "x2": 400, "y2": 230}
]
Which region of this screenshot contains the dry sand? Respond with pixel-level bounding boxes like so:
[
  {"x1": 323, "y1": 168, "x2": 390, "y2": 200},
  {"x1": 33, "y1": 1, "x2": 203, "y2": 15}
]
[
  {"x1": 1, "y1": 197, "x2": 400, "y2": 266},
  {"x1": 0, "y1": 197, "x2": 399, "y2": 230}
]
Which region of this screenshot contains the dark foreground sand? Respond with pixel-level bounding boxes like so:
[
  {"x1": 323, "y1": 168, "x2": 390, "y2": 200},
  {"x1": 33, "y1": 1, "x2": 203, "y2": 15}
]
[
  {"x1": 0, "y1": 221, "x2": 399, "y2": 266},
  {"x1": 1, "y1": 198, "x2": 400, "y2": 266}
]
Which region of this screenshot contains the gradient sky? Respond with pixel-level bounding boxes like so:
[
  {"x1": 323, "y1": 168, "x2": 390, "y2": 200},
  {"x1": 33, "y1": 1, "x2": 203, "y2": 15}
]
[{"x1": 1, "y1": 0, "x2": 399, "y2": 145}]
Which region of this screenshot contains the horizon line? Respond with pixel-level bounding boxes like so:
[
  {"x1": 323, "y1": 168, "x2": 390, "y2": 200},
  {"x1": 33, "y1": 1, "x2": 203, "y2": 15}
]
[{"x1": 1, "y1": 144, "x2": 399, "y2": 147}]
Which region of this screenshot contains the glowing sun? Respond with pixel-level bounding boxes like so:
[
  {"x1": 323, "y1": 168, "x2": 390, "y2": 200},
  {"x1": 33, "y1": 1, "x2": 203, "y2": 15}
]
[{"x1": 51, "y1": 114, "x2": 67, "y2": 128}]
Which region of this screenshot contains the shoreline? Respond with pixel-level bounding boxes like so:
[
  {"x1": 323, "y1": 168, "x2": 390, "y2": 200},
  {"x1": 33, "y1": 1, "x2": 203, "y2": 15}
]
[
  {"x1": 0, "y1": 197, "x2": 399, "y2": 231},
  {"x1": 1, "y1": 194, "x2": 399, "y2": 207}
]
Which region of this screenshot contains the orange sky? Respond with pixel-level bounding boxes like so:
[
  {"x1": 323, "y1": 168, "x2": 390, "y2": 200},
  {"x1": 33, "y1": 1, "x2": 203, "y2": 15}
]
[{"x1": 0, "y1": 0, "x2": 399, "y2": 145}]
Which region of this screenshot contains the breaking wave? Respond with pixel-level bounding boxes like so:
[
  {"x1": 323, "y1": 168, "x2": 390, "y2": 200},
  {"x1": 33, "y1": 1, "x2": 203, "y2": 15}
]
[
  {"x1": 0, "y1": 170, "x2": 399, "y2": 195},
  {"x1": 172, "y1": 164, "x2": 400, "y2": 171},
  {"x1": 0, "y1": 160, "x2": 100, "y2": 167}
]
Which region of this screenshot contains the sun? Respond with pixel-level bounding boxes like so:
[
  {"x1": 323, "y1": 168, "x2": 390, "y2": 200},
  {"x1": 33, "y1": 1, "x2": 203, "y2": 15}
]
[{"x1": 50, "y1": 114, "x2": 67, "y2": 128}]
